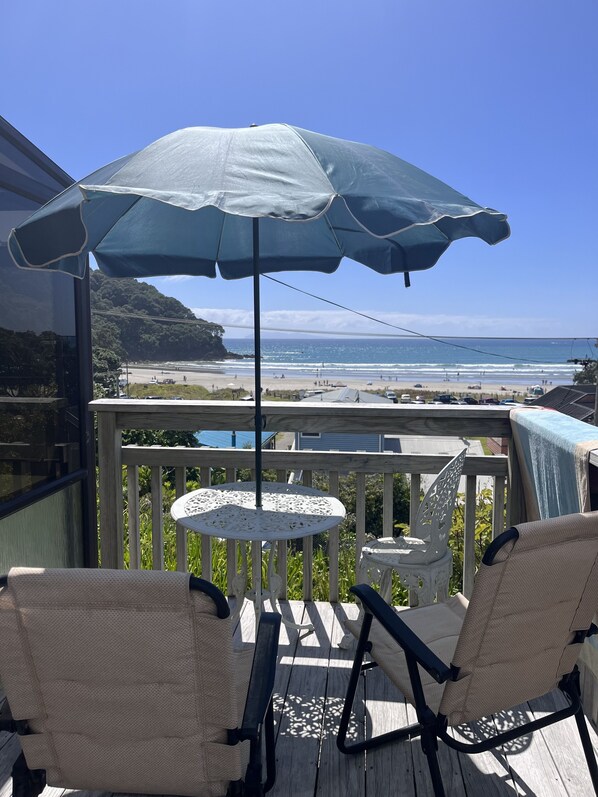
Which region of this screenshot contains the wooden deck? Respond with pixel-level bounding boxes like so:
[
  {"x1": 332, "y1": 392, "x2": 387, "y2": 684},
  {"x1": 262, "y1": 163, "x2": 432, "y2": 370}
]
[{"x1": 0, "y1": 600, "x2": 596, "y2": 797}]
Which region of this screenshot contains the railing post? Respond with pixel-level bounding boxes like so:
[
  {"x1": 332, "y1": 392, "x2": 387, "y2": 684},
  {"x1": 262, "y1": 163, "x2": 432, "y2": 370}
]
[
  {"x1": 507, "y1": 438, "x2": 526, "y2": 527},
  {"x1": 492, "y1": 475, "x2": 506, "y2": 539},
  {"x1": 97, "y1": 411, "x2": 123, "y2": 569}
]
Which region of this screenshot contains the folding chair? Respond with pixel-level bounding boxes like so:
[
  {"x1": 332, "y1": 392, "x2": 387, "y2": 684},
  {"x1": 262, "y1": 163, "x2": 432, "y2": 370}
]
[
  {"x1": 337, "y1": 511, "x2": 598, "y2": 796},
  {"x1": 0, "y1": 567, "x2": 280, "y2": 797}
]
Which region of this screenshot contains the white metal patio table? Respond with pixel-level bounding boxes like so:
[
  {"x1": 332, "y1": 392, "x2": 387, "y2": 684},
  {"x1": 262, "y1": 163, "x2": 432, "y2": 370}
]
[{"x1": 171, "y1": 481, "x2": 345, "y2": 631}]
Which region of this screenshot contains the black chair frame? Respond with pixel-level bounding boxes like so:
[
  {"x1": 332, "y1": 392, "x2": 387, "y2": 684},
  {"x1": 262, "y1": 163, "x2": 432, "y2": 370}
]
[
  {"x1": 337, "y1": 567, "x2": 598, "y2": 796},
  {"x1": 0, "y1": 574, "x2": 281, "y2": 797}
]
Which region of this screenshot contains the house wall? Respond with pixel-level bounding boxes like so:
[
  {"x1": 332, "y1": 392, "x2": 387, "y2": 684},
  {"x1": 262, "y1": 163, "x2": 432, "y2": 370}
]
[
  {"x1": 296, "y1": 432, "x2": 383, "y2": 453},
  {"x1": 0, "y1": 483, "x2": 84, "y2": 573}
]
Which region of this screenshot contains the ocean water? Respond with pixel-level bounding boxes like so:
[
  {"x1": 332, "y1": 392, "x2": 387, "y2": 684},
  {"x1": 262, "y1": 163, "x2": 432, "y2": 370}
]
[{"x1": 211, "y1": 337, "x2": 594, "y2": 386}]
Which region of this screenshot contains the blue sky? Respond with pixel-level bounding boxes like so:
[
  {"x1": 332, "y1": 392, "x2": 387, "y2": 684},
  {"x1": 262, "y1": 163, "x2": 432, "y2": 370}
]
[{"x1": 3, "y1": 0, "x2": 597, "y2": 339}]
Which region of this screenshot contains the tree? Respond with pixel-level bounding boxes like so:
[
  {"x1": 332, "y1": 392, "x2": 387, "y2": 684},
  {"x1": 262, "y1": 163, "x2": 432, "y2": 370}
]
[{"x1": 89, "y1": 271, "x2": 228, "y2": 362}]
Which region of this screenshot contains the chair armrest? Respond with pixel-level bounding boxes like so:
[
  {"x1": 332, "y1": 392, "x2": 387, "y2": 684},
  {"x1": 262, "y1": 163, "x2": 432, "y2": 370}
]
[
  {"x1": 238, "y1": 612, "x2": 281, "y2": 742},
  {"x1": 350, "y1": 584, "x2": 452, "y2": 684}
]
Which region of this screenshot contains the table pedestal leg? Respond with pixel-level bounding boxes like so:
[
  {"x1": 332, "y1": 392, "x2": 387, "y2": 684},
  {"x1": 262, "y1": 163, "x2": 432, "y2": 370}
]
[
  {"x1": 267, "y1": 541, "x2": 314, "y2": 633},
  {"x1": 231, "y1": 540, "x2": 315, "y2": 634}
]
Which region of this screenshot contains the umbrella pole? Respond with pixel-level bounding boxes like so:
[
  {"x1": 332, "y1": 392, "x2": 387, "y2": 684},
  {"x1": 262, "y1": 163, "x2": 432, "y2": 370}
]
[{"x1": 252, "y1": 217, "x2": 263, "y2": 508}]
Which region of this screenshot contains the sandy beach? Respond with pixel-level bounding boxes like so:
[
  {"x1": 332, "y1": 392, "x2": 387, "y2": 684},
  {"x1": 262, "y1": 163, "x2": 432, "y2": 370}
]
[{"x1": 124, "y1": 364, "x2": 542, "y2": 399}]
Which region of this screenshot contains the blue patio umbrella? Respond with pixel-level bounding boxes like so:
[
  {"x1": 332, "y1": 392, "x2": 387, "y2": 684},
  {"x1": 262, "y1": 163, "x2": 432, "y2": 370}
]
[{"x1": 8, "y1": 123, "x2": 510, "y2": 505}]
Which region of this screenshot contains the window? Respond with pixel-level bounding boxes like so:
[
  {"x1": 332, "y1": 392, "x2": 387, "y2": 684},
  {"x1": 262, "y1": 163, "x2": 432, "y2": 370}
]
[
  {"x1": 301, "y1": 432, "x2": 321, "y2": 438},
  {"x1": 0, "y1": 117, "x2": 91, "y2": 512}
]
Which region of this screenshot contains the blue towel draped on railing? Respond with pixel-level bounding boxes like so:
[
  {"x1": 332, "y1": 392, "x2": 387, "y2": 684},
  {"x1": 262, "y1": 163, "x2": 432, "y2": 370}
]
[{"x1": 510, "y1": 407, "x2": 598, "y2": 521}]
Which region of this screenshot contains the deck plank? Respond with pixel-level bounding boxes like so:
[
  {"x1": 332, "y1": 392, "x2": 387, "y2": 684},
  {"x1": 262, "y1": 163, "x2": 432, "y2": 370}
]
[
  {"x1": 269, "y1": 601, "x2": 334, "y2": 797},
  {"x1": 529, "y1": 691, "x2": 597, "y2": 796},
  {"x1": 315, "y1": 602, "x2": 366, "y2": 797},
  {"x1": 492, "y1": 703, "x2": 568, "y2": 797}
]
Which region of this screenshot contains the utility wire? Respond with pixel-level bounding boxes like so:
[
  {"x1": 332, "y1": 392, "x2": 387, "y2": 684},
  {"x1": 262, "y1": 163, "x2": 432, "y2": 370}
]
[{"x1": 264, "y1": 275, "x2": 571, "y2": 364}]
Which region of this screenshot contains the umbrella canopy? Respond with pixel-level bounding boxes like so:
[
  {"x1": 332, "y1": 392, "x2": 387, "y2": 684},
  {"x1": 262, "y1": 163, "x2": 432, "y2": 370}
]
[
  {"x1": 8, "y1": 124, "x2": 509, "y2": 279},
  {"x1": 8, "y1": 123, "x2": 510, "y2": 506}
]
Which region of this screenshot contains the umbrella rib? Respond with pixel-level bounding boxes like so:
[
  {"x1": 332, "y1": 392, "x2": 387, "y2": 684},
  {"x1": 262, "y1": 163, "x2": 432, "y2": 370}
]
[
  {"x1": 213, "y1": 210, "x2": 228, "y2": 268},
  {"x1": 284, "y1": 125, "x2": 338, "y2": 195},
  {"x1": 91, "y1": 194, "x2": 144, "y2": 251},
  {"x1": 321, "y1": 210, "x2": 345, "y2": 257}
]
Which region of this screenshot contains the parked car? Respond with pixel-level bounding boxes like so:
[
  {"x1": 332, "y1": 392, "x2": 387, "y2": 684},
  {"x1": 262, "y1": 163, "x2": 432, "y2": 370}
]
[
  {"x1": 460, "y1": 396, "x2": 479, "y2": 405},
  {"x1": 480, "y1": 397, "x2": 500, "y2": 405},
  {"x1": 433, "y1": 394, "x2": 455, "y2": 404},
  {"x1": 413, "y1": 383, "x2": 423, "y2": 388},
  {"x1": 400, "y1": 393, "x2": 411, "y2": 403},
  {"x1": 163, "y1": 378, "x2": 176, "y2": 384},
  {"x1": 385, "y1": 390, "x2": 398, "y2": 402},
  {"x1": 414, "y1": 395, "x2": 426, "y2": 404}
]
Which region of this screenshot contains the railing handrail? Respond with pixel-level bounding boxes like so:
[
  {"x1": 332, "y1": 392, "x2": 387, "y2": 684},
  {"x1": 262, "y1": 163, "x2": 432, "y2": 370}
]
[{"x1": 90, "y1": 398, "x2": 513, "y2": 437}]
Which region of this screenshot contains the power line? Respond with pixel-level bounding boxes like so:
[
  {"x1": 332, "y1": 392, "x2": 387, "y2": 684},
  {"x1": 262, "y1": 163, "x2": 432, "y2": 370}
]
[
  {"x1": 91, "y1": 309, "x2": 594, "y2": 343},
  {"x1": 264, "y1": 275, "x2": 593, "y2": 364}
]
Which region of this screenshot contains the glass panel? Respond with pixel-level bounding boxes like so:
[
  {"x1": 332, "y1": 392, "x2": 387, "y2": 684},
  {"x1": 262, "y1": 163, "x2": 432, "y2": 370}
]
[
  {"x1": 0, "y1": 251, "x2": 82, "y2": 506},
  {"x1": 0, "y1": 482, "x2": 84, "y2": 571}
]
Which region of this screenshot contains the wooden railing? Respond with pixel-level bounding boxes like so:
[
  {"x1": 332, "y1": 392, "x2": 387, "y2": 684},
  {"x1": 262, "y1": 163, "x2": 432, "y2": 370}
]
[{"x1": 91, "y1": 399, "x2": 519, "y2": 600}]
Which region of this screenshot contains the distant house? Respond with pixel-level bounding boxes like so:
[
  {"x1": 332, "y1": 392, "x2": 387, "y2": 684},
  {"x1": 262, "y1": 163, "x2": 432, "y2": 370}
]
[
  {"x1": 527, "y1": 384, "x2": 596, "y2": 424},
  {"x1": 296, "y1": 388, "x2": 392, "y2": 453},
  {"x1": 195, "y1": 430, "x2": 277, "y2": 449}
]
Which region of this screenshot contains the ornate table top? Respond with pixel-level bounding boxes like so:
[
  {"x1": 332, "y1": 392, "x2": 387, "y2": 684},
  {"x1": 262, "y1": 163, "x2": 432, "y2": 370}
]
[{"x1": 171, "y1": 481, "x2": 346, "y2": 541}]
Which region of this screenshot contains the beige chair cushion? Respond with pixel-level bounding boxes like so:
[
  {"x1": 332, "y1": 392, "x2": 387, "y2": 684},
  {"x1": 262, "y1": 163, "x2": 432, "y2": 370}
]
[
  {"x1": 345, "y1": 594, "x2": 468, "y2": 713},
  {"x1": 0, "y1": 568, "x2": 251, "y2": 797},
  {"x1": 350, "y1": 512, "x2": 598, "y2": 730},
  {"x1": 439, "y1": 511, "x2": 598, "y2": 726}
]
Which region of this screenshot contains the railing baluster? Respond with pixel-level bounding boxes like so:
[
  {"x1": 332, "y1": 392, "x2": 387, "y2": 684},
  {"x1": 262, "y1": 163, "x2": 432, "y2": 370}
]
[
  {"x1": 355, "y1": 472, "x2": 366, "y2": 564},
  {"x1": 150, "y1": 465, "x2": 164, "y2": 570},
  {"x1": 463, "y1": 474, "x2": 477, "y2": 598},
  {"x1": 492, "y1": 474, "x2": 506, "y2": 539},
  {"x1": 127, "y1": 465, "x2": 140, "y2": 569},
  {"x1": 302, "y1": 469, "x2": 313, "y2": 601},
  {"x1": 409, "y1": 473, "x2": 421, "y2": 530},
  {"x1": 408, "y1": 473, "x2": 421, "y2": 606},
  {"x1": 226, "y1": 467, "x2": 236, "y2": 596},
  {"x1": 383, "y1": 472, "x2": 394, "y2": 537},
  {"x1": 328, "y1": 470, "x2": 340, "y2": 603},
  {"x1": 200, "y1": 466, "x2": 212, "y2": 581},
  {"x1": 276, "y1": 468, "x2": 288, "y2": 599},
  {"x1": 175, "y1": 466, "x2": 187, "y2": 571}
]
